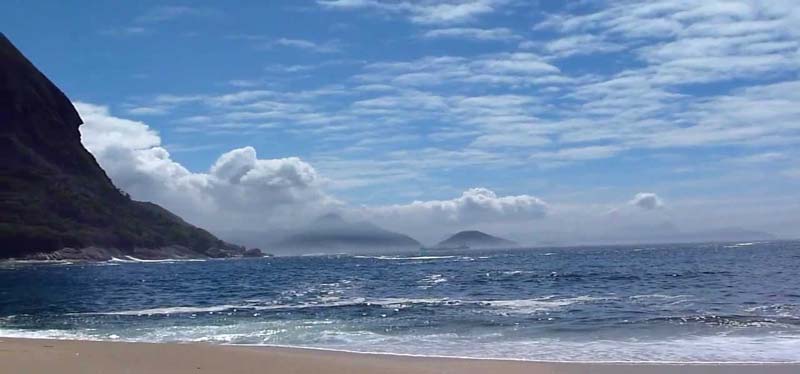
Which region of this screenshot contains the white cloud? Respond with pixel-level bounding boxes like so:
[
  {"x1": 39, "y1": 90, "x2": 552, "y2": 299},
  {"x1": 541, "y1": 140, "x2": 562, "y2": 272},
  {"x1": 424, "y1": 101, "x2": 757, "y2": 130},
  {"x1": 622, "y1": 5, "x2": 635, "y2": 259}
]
[
  {"x1": 538, "y1": 0, "x2": 800, "y2": 85},
  {"x1": 533, "y1": 34, "x2": 625, "y2": 58},
  {"x1": 113, "y1": 1, "x2": 800, "y2": 210},
  {"x1": 423, "y1": 27, "x2": 519, "y2": 41},
  {"x1": 531, "y1": 145, "x2": 623, "y2": 164},
  {"x1": 79, "y1": 103, "x2": 161, "y2": 153},
  {"x1": 75, "y1": 102, "x2": 560, "y2": 244},
  {"x1": 367, "y1": 188, "x2": 548, "y2": 224},
  {"x1": 317, "y1": 0, "x2": 507, "y2": 24},
  {"x1": 134, "y1": 5, "x2": 219, "y2": 24},
  {"x1": 629, "y1": 192, "x2": 664, "y2": 210},
  {"x1": 357, "y1": 53, "x2": 562, "y2": 87},
  {"x1": 227, "y1": 34, "x2": 343, "y2": 53},
  {"x1": 728, "y1": 152, "x2": 787, "y2": 164},
  {"x1": 274, "y1": 38, "x2": 341, "y2": 53},
  {"x1": 75, "y1": 102, "x2": 336, "y2": 231},
  {"x1": 126, "y1": 106, "x2": 169, "y2": 116}
]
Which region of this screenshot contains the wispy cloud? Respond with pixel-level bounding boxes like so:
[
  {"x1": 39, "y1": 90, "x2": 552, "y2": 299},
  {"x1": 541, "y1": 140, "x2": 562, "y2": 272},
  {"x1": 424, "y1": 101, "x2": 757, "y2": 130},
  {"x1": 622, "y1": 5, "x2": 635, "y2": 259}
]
[
  {"x1": 228, "y1": 34, "x2": 343, "y2": 53},
  {"x1": 423, "y1": 27, "x2": 520, "y2": 41},
  {"x1": 103, "y1": 5, "x2": 221, "y2": 37},
  {"x1": 273, "y1": 38, "x2": 342, "y2": 53},
  {"x1": 114, "y1": 1, "x2": 800, "y2": 203},
  {"x1": 134, "y1": 5, "x2": 221, "y2": 24},
  {"x1": 317, "y1": 0, "x2": 509, "y2": 24},
  {"x1": 521, "y1": 34, "x2": 625, "y2": 59}
]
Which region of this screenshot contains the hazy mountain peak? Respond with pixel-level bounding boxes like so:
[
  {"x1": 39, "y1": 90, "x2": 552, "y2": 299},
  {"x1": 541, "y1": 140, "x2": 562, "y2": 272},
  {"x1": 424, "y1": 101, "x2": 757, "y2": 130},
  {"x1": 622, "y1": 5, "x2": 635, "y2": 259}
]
[
  {"x1": 313, "y1": 212, "x2": 348, "y2": 226},
  {"x1": 436, "y1": 230, "x2": 518, "y2": 249}
]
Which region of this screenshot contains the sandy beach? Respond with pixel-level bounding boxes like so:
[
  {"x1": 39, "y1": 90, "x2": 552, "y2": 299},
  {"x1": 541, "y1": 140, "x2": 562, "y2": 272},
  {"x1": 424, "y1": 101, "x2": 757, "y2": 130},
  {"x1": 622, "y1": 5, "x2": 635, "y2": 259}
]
[{"x1": 0, "y1": 338, "x2": 796, "y2": 374}]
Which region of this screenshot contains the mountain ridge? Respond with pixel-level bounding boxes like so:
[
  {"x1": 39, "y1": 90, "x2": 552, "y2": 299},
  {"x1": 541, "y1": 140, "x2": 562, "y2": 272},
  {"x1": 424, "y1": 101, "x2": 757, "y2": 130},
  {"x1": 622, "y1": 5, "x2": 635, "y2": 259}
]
[
  {"x1": 0, "y1": 33, "x2": 251, "y2": 260},
  {"x1": 224, "y1": 213, "x2": 422, "y2": 255}
]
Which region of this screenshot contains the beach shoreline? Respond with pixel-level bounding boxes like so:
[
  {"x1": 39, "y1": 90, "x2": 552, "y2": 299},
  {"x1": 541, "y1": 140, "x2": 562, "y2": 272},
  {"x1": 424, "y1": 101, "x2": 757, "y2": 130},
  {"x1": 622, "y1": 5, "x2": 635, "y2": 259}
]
[{"x1": 1, "y1": 338, "x2": 798, "y2": 374}]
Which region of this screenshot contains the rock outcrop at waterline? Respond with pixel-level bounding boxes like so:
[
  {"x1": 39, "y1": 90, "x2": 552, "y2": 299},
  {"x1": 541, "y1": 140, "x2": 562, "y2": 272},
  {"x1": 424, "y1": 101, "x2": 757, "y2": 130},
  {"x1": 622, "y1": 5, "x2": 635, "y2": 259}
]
[{"x1": 0, "y1": 33, "x2": 249, "y2": 260}]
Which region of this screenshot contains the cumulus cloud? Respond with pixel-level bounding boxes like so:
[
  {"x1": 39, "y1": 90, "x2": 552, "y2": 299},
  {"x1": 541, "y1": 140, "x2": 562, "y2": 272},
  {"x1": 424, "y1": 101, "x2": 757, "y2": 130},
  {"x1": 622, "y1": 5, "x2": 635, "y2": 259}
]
[
  {"x1": 367, "y1": 188, "x2": 548, "y2": 223},
  {"x1": 75, "y1": 102, "x2": 336, "y2": 231},
  {"x1": 629, "y1": 192, "x2": 664, "y2": 210},
  {"x1": 75, "y1": 102, "x2": 554, "y2": 236}
]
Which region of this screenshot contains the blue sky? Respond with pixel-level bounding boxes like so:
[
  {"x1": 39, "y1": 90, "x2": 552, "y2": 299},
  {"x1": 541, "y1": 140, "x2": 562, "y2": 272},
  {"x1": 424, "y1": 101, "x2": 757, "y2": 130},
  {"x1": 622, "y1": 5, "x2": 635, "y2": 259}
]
[{"x1": 3, "y1": 0, "x2": 799, "y2": 243}]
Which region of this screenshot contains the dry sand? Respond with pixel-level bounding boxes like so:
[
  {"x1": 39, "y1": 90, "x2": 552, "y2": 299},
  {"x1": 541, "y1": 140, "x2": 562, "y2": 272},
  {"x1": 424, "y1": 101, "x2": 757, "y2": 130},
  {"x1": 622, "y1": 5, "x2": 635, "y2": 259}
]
[{"x1": 0, "y1": 338, "x2": 797, "y2": 374}]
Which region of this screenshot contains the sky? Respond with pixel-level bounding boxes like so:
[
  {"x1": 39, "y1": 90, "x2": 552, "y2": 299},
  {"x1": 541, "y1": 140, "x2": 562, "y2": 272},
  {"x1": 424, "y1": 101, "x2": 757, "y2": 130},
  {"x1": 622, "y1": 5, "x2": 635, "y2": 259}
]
[{"x1": 3, "y1": 0, "x2": 800, "y2": 245}]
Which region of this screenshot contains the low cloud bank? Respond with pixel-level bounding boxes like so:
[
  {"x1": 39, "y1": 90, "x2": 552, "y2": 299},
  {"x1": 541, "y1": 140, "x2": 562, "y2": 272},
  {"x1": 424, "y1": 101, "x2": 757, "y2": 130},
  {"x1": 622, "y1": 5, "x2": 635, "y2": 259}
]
[
  {"x1": 365, "y1": 187, "x2": 548, "y2": 223},
  {"x1": 77, "y1": 102, "x2": 547, "y2": 235},
  {"x1": 77, "y1": 102, "x2": 335, "y2": 230}
]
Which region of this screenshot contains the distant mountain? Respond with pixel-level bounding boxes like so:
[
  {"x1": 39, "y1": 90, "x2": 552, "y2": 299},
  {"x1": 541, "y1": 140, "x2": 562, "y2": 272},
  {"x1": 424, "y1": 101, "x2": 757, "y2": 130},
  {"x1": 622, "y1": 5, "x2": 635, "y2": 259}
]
[
  {"x1": 435, "y1": 230, "x2": 517, "y2": 249},
  {"x1": 231, "y1": 214, "x2": 422, "y2": 254},
  {"x1": 0, "y1": 33, "x2": 248, "y2": 260}
]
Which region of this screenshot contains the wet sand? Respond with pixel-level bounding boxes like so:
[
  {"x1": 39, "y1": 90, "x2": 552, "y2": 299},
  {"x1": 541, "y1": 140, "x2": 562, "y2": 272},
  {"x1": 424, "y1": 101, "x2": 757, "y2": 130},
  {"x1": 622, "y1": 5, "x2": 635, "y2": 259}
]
[{"x1": 1, "y1": 338, "x2": 797, "y2": 374}]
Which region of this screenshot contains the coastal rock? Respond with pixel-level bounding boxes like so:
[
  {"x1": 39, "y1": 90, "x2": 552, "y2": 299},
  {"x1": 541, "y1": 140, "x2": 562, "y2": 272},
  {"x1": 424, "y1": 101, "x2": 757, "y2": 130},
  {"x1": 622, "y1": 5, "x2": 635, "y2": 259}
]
[
  {"x1": 243, "y1": 248, "x2": 266, "y2": 257},
  {"x1": 0, "y1": 33, "x2": 242, "y2": 260}
]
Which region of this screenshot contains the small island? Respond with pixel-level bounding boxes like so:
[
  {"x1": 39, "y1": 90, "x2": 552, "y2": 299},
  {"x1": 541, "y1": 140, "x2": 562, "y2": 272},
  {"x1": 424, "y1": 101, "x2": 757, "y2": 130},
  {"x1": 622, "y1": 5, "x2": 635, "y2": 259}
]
[{"x1": 434, "y1": 230, "x2": 518, "y2": 250}]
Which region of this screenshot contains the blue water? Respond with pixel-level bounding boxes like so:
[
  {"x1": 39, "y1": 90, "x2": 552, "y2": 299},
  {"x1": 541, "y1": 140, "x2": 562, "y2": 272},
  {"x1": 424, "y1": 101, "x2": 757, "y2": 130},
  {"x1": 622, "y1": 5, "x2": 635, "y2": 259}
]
[{"x1": 2, "y1": 241, "x2": 800, "y2": 362}]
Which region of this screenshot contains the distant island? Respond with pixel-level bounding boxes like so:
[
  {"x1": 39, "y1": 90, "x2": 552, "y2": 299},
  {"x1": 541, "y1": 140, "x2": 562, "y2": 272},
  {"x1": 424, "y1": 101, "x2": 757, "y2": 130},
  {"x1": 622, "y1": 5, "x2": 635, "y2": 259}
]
[
  {"x1": 434, "y1": 230, "x2": 518, "y2": 250},
  {"x1": 0, "y1": 33, "x2": 260, "y2": 261},
  {"x1": 225, "y1": 213, "x2": 421, "y2": 255}
]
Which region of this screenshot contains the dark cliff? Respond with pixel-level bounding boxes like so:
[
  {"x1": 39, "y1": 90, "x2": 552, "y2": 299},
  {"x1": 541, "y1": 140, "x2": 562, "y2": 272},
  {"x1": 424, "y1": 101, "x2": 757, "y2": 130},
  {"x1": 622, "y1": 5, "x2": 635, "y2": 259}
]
[{"x1": 0, "y1": 33, "x2": 243, "y2": 260}]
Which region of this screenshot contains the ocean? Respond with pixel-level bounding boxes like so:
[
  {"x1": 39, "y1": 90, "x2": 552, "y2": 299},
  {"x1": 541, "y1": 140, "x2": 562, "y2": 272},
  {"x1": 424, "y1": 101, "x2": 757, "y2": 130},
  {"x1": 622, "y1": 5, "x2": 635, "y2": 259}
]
[{"x1": 1, "y1": 241, "x2": 799, "y2": 362}]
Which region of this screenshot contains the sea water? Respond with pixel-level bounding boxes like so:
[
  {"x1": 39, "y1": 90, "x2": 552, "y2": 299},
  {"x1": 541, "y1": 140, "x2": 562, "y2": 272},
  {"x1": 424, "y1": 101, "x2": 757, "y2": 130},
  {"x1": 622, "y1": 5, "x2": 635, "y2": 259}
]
[{"x1": 1, "y1": 241, "x2": 799, "y2": 362}]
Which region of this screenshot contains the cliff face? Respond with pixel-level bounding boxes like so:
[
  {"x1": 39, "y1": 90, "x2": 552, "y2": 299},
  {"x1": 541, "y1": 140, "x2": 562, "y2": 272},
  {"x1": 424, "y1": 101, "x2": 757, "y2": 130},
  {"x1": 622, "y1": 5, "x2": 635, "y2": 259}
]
[{"x1": 0, "y1": 33, "x2": 244, "y2": 260}]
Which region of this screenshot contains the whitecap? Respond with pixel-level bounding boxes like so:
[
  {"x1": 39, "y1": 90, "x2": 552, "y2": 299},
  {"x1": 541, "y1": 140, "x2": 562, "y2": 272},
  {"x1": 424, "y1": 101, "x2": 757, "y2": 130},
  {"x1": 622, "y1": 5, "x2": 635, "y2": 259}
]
[
  {"x1": 630, "y1": 294, "x2": 691, "y2": 300},
  {"x1": 483, "y1": 295, "x2": 617, "y2": 313},
  {"x1": 418, "y1": 274, "x2": 447, "y2": 288},
  {"x1": 354, "y1": 255, "x2": 457, "y2": 261},
  {"x1": 107, "y1": 256, "x2": 206, "y2": 264},
  {"x1": 87, "y1": 305, "x2": 245, "y2": 316}
]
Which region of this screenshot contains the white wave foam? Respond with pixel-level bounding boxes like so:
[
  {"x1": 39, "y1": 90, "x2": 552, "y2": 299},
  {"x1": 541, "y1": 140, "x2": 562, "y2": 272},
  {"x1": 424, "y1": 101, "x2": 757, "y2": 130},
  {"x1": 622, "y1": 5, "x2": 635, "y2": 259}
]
[
  {"x1": 90, "y1": 305, "x2": 244, "y2": 316},
  {"x1": 484, "y1": 296, "x2": 616, "y2": 313},
  {"x1": 630, "y1": 294, "x2": 687, "y2": 299},
  {"x1": 0, "y1": 328, "x2": 99, "y2": 341},
  {"x1": 629, "y1": 294, "x2": 692, "y2": 307},
  {"x1": 354, "y1": 255, "x2": 457, "y2": 261},
  {"x1": 5, "y1": 326, "x2": 798, "y2": 362},
  {"x1": 418, "y1": 274, "x2": 447, "y2": 288},
  {"x1": 724, "y1": 242, "x2": 760, "y2": 248},
  {"x1": 290, "y1": 334, "x2": 800, "y2": 363},
  {"x1": 108, "y1": 256, "x2": 206, "y2": 264},
  {"x1": 366, "y1": 298, "x2": 456, "y2": 308},
  {"x1": 83, "y1": 294, "x2": 619, "y2": 317},
  {"x1": 497, "y1": 270, "x2": 537, "y2": 276},
  {"x1": 0, "y1": 259, "x2": 75, "y2": 266}
]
